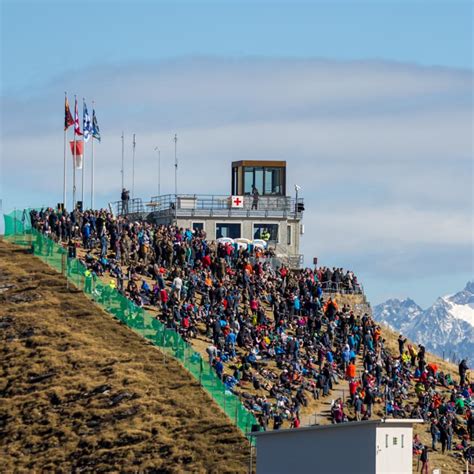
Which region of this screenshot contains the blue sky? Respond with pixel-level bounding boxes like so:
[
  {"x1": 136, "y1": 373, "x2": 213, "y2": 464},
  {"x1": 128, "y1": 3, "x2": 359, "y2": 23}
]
[{"x1": 1, "y1": 0, "x2": 473, "y2": 306}]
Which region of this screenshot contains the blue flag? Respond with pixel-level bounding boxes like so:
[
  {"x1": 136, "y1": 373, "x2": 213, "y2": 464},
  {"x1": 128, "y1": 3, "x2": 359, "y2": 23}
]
[
  {"x1": 83, "y1": 100, "x2": 92, "y2": 142},
  {"x1": 92, "y1": 108, "x2": 101, "y2": 142}
]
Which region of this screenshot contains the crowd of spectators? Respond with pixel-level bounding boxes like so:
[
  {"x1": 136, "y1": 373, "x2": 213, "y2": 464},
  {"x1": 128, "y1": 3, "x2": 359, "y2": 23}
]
[{"x1": 29, "y1": 207, "x2": 473, "y2": 465}]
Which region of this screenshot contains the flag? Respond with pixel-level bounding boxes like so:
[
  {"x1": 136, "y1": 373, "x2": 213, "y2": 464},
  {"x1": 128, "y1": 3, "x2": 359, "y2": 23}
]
[
  {"x1": 70, "y1": 140, "x2": 84, "y2": 169},
  {"x1": 64, "y1": 95, "x2": 74, "y2": 130},
  {"x1": 83, "y1": 100, "x2": 92, "y2": 142},
  {"x1": 74, "y1": 97, "x2": 82, "y2": 136},
  {"x1": 92, "y1": 108, "x2": 101, "y2": 142}
]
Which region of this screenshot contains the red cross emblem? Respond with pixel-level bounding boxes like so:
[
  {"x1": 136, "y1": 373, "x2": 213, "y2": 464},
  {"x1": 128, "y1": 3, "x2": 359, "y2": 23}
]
[{"x1": 231, "y1": 196, "x2": 244, "y2": 208}]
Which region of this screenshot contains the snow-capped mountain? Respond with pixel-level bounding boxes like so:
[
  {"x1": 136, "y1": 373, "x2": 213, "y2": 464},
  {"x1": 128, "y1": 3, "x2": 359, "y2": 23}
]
[
  {"x1": 374, "y1": 282, "x2": 474, "y2": 361},
  {"x1": 373, "y1": 298, "x2": 423, "y2": 334}
]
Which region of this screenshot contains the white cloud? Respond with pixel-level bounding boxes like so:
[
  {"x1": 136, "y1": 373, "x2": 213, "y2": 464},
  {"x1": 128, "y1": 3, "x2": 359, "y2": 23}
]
[{"x1": 1, "y1": 57, "x2": 472, "y2": 300}]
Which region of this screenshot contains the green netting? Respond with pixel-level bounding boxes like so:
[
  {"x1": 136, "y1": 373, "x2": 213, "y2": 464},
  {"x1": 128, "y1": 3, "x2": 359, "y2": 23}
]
[{"x1": 3, "y1": 209, "x2": 258, "y2": 438}]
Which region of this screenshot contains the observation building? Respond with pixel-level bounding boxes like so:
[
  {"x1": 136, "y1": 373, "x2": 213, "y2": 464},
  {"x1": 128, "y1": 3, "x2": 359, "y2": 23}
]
[{"x1": 111, "y1": 160, "x2": 305, "y2": 268}]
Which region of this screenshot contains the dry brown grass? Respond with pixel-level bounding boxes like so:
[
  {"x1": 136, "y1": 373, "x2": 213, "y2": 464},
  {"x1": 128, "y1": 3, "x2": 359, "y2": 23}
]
[{"x1": 0, "y1": 239, "x2": 250, "y2": 473}]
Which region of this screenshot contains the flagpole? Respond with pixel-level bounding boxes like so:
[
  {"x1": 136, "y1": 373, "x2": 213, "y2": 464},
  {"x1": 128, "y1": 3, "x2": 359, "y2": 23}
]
[
  {"x1": 81, "y1": 139, "x2": 85, "y2": 209},
  {"x1": 132, "y1": 133, "x2": 136, "y2": 200},
  {"x1": 91, "y1": 101, "x2": 95, "y2": 210},
  {"x1": 73, "y1": 132, "x2": 76, "y2": 209},
  {"x1": 121, "y1": 131, "x2": 124, "y2": 191},
  {"x1": 174, "y1": 133, "x2": 178, "y2": 196},
  {"x1": 63, "y1": 93, "x2": 67, "y2": 210},
  {"x1": 73, "y1": 95, "x2": 77, "y2": 210}
]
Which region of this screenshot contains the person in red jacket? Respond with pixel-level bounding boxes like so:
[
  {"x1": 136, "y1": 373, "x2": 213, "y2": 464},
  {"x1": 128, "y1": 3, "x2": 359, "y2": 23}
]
[{"x1": 160, "y1": 288, "x2": 168, "y2": 310}]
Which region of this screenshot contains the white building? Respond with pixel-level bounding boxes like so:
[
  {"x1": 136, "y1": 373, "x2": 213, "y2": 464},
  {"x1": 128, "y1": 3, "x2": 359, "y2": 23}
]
[
  {"x1": 250, "y1": 419, "x2": 423, "y2": 474},
  {"x1": 113, "y1": 160, "x2": 305, "y2": 268}
]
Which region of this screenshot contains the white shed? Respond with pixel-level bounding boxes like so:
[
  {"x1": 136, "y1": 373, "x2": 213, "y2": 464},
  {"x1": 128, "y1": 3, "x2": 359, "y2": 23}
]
[{"x1": 250, "y1": 419, "x2": 423, "y2": 474}]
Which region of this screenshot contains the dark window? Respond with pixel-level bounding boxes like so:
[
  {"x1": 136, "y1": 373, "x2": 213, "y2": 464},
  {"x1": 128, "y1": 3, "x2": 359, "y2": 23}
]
[
  {"x1": 244, "y1": 168, "x2": 254, "y2": 194},
  {"x1": 264, "y1": 168, "x2": 282, "y2": 195},
  {"x1": 253, "y1": 223, "x2": 279, "y2": 242},
  {"x1": 287, "y1": 225, "x2": 291, "y2": 245},
  {"x1": 216, "y1": 223, "x2": 241, "y2": 239},
  {"x1": 254, "y1": 167, "x2": 264, "y2": 195},
  {"x1": 243, "y1": 166, "x2": 284, "y2": 196},
  {"x1": 192, "y1": 222, "x2": 204, "y2": 232},
  {"x1": 232, "y1": 167, "x2": 238, "y2": 195}
]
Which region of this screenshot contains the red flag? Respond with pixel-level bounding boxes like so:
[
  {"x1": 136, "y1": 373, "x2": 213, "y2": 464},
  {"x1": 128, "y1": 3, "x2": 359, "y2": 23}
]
[
  {"x1": 64, "y1": 95, "x2": 74, "y2": 130},
  {"x1": 69, "y1": 140, "x2": 84, "y2": 169},
  {"x1": 74, "y1": 97, "x2": 83, "y2": 136}
]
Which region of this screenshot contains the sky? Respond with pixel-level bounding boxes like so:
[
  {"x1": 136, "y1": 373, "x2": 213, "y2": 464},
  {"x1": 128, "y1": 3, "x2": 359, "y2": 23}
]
[{"x1": 1, "y1": 0, "x2": 473, "y2": 307}]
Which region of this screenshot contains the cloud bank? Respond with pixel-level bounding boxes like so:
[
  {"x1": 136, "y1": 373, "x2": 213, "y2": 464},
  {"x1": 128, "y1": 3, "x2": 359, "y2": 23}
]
[{"x1": 1, "y1": 57, "x2": 472, "y2": 304}]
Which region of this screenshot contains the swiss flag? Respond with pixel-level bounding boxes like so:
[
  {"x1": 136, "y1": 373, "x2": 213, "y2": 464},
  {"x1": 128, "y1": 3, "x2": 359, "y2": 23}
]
[{"x1": 231, "y1": 195, "x2": 244, "y2": 208}]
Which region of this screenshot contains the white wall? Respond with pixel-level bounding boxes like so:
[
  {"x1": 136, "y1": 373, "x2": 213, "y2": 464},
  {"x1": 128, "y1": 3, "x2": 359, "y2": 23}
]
[{"x1": 375, "y1": 426, "x2": 412, "y2": 473}]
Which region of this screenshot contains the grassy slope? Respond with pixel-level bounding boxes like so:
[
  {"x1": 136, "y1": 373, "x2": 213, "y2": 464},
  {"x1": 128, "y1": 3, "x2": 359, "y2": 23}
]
[{"x1": 0, "y1": 240, "x2": 250, "y2": 473}]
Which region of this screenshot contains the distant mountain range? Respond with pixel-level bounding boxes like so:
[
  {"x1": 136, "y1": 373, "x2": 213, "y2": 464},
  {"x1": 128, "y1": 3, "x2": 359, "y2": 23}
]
[{"x1": 374, "y1": 282, "x2": 474, "y2": 362}]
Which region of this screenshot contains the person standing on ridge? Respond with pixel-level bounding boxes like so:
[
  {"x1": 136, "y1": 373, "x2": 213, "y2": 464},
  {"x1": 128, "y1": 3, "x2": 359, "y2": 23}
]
[
  {"x1": 459, "y1": 358, "x2": 469, "y2": 386},
  {"x1": 121, "y1": 188, "x2": 130, "y2": 215}
]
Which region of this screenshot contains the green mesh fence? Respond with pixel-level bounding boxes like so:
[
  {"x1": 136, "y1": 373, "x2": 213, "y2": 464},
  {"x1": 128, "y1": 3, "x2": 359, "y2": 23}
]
[{"x1": 3, "y1": 209, "x2": 258, "y2": 438}]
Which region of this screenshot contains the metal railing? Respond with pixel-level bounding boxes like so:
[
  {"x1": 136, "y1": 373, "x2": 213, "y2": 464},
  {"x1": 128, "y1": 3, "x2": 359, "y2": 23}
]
[
  {"x1": 109, "y1": 198, "x2": 145, "y2": 216},
  {"x1": 249, "y1": 253, "x2": 304, "y2": 270},
  {"x1": 319, "y1": 281, "x2": 364, "y2": 295},
  {"x1": 145, "y1": 194, "x2": 304, "y2": 219}
]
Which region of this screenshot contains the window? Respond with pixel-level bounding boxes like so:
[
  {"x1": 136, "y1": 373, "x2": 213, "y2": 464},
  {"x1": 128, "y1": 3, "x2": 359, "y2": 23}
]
[
  {"x1": 253, "y1": 223, "x2": 279, "y2": 242},
  {"x1": 254, "y1": 167, "x2": 264, "y2": 194},
  {"x1": 232, "y1": 167, "x2": 238, "y2": 195},
  {"x1": 287, "y1": 225, "x2": 291, "y2": 245},
  {"x1": 216, "y1": 223, "x2": 241, "y2": 239},
  {"x1": 192, "y1": 222, "x2": 204, "y2": 232},
  {"x1": 243, "y1": 166, "x2": 284, "y2": 196},
  {"x1": 264, "y1": 168, "x2": 282, "y2": 195},
  {"x1": 244, "y1": 168, "x2": 254, "y2": 194}
]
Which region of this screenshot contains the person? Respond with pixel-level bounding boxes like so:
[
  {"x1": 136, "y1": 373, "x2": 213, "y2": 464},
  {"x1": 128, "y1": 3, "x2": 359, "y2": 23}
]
[
  {"x1": 121, "y1": 188, "x2": 130, "y2": 215},
  {"x1": 439, "y1": 422, "x2": 448, "y2": 454},
  {"x1": 430, "y1": 420, "x2": 439, "y2": 450},
  {"x1": 354, "y1": 394, "x2": 363, "y2": 421},
  {"x1": 364, "y1": 387, "x2": 374, "y2": 419},
  {"x1": 398, "y1": 334, "x2": 407, "y2": 356},
  {"x1": 172, "y1": 273, "x2": 183, "y2": 302},
  {"x1": 251, "y1": 185, "x2": 259, "y2": 210},
  {"x1": 67, "y1": 239, "x2": 76, "y2": 275},
  {"x1": 261, "y1": 228, "x2": 271, "y2": 241},
  {"x1": 206, "y1": 344, "x2": 218, "y2": 365},
  {"x1": 84, "y1": 268, "x2": 93, "y2": 294},
  {"x1": 459, "y1": 358, "x2": 469, "y2": 386},
  {"x1": 420, "y1": 446, "x2": 429, "y2": 474}
]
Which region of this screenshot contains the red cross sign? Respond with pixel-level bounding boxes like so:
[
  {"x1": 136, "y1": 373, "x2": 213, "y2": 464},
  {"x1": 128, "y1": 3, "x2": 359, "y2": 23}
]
[{"x1": 231, "y1": 195, "x2": 244, "y2": 208}]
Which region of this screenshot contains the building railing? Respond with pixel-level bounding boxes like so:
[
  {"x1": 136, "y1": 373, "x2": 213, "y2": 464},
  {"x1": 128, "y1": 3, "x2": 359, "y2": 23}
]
[
  {"x1": 110, "y1": 198, "x2": 145, "y2": 216},
  {"x1": 249, "y1": 253, "x2": 304, "y2": 270},
  {"x1": 145, "y1": 194, "x2": 304, "y2": 218},
  {"x1": 319, "y1": 281, "x2": 364, "y2": 295},
  {"x1": 109, "y1": 194, "x2": 304, "y2": 219}
]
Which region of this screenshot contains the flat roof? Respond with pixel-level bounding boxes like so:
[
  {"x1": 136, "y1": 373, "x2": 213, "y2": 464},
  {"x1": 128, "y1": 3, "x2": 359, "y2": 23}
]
[
  {"x1": 232, "y1": 160, "x2": 286, "y2": 168},
  {"x1": 248, "y1": 419, "x2": 424, "y2": 437}
]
